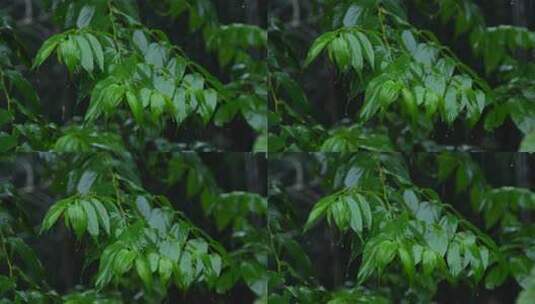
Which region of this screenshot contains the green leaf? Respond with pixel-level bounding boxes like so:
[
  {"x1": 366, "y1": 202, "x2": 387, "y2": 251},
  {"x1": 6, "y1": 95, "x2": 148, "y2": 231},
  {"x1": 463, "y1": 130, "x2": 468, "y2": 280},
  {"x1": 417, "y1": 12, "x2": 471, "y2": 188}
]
[
  {"x1": 520, "y1": 131, "x2": 535, "y2": 152},
  {"x1": 150, "y1": 91, "x2": 166, "y2": 118},
  {"x1": 425, "y1": 91, "x2": 440, "y2": 117},
  {"x1": 422, "y1": 250, "x2": 437, "y2": 275},
  {"x1": 240, "y1": 262, "x2": 267, "y2": 296},
  {"x1": 199, "y1": 89, "x2": 217, "y2": 124},
  {"x1": 172, "y1": 88, "x2": 190, "y2": 125},
  {"x1": 344, "y1": 167, "x2": 363, "y2": 187},
  {"x1": 74, "y1": 34, "x2": 94, "y2": 73},
  {"x1": 91, "y1": 198, "x2": 110, "y2": 235},
  {"x1": 401, "y1": 30, "x2": 418, "y2": 53},
  {"x1": 80, "y1": 199, "x2": 99, "y2": 237},
  {"x1": 343, "y1": 5, "x2": 362, "y2": 27},
  {"x1": 58, "y1": 36, "x2": 79, "y2": 72},
  {"x1": 126, "y1": 91, "x2": 143, "y2": 123},
  {"x1": 0, "y1": 134, "x2": 17, "y2": 153},
  {"x1": 40, "y1": 198, "x2": 71, "y2": 232},
  {"x1": 135, "y1": 255, "x2": 153, "y2": 288},
  {"x1": 328, "y1": 36, "x2": 350, "y2": 70},
  {"x1": 113, "y1": 248, "x2": 136, "y2": 275},
  {"x1": 133, "y1": 30, "x2": 149, "y2": 54},
  {"x1": 135, "y1": 196, "x2": 152, "y2": 221},
  {"x1": 346, "y1": 196, "x2": 363, "y2": 233},
  {"x1": 510, "y1": 100, "x2": 535, "y2": 134},
  {"x1": 437, "y1": 153, "x2": 458, "y2": 181},
  {"x1": 398, "y1": 244, "x2": 415, "y2": 283},
  {"x1": 158, "y1": 257, "x2": 173, "y2": 286},
  {"x1": 425, "y1": 226, "x2": 448, "y2": 257},
  {"x1": 159, "y1": 240, "x2": 181, "y2": 263},
  {"x1": 376, "y1": 240, "x2": 397, "y2": 269},
  {"x1": 147, "y1": 251, "x2": 160, "y2": 273},
  {"x1": 355, "y1": 31, "x2": 374, "y2": 69},
  {"x1": 85, "y1": 33, "x2": 104, "y2": 71},
  {"x1": 485, "y1": 264, "x2": 508, "y2": 289},
  {"x1": 104, "y1": 84, "x2": 126, "y2": 110},
  {"x1": 516, "y1": 266, "x2": 535, "y2": 304},
  {"x1": 402, "y1": 87, "x2": 417, "y2": 122},
  {"x1": 4, "y1": 70, "x2": 40, "y2": 112},
  {"x1": 304, "y1": 31, "x2": 336, "y2": 67},
  {"x1": 447, "y1": 242, "x2": 462, "y2": 278},
  {"x1": 209, "y1": 254, "x2": 222, "y2": 276},
  {"x1": 66, "y1": 202, "x2": 87, "y2": 239},
  {"x1": 76, "y1": 5, "x2": 95, "y2": 28},
  {"x1": 148, "y1": 208, "x2": 169, "y2": 234},
  {"x1": 145, "y1": 43, "x2": 166, "y2": 68},
  {"x1": 444, "y1": 86, "x2": 459, "y2": 123},
  {"x1": 344, "y1": 33, "x2": 362, "y2": 71},
  {"x1": 96, "y1": 244, "x2": 120, "y2": 287},
  {"x1": 154, "y1": 75, "x2": 175, "y2": 97},
  {"x1": 356, "y1": 194, "x2": 372, "y2": 228},
  {"x1": 139, "y1": 87, "x2": 152, "y2": 108},
  {"x1": 77, "y1": 170, "x2": 96, "y2": 194},
  {"x1": 0, "y1": 109, "x2": 13, "y2": 128},
  {"x1": 379, "y1": 80, "x2": 401, "y2": 106},
  {"x1": 177, "y1": 251, "x2": 194, "y2": 288},
  {"x1": 331, "y1": 199, "x2": 350, "y2": 231},
  {"x1": 33, "y1": 33, "x2": 64, "y2": 68},
  {"x1": 304, "y1": 195, "x2": 335, "y2": 231},
  {"x1": 360, "y1": 80, "x2": 383, "y2": 121},
  {"x1": 253, "y1": 134, "x2": 267, "y2": 152}
]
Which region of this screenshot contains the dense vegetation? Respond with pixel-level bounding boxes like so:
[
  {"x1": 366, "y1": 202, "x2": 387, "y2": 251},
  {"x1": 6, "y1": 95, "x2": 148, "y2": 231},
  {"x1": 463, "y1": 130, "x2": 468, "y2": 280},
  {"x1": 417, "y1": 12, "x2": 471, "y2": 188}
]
[
  {"x1": 1, "y1": 0, "x2": 266, "y2": 152},
  {"x1": 268, "y1": 153, "x2": 535, "y2": 303},
  {"x1": 1, "y1": 0, "x2": 269, "y2": 303},
  {"x1": 269, "y1": 0, "x2": 535, "y2": 151},
  {"x1": 1, "y1": 153, "x2": 267, "y2": 302}
]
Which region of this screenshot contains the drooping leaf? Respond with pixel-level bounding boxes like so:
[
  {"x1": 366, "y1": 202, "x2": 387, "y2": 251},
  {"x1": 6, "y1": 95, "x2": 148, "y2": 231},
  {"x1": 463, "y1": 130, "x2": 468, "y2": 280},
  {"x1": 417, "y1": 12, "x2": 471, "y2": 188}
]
[
  {"x1": 33, "y1": 34, "x2": 64, "y2": 68},
  {"x1": 77, "y1": 170, "x2": 97, "y2": 194},
  {"x1": 113, "y1": 249, "x2": 136, "y2": 275},
  {"x1": 136, "y1": 255, "x2": 153, "y2": 288},
  {"x1": 40, "y1": 198, "x2": 72, "y2": 232},
  {"x1": 447, "y1": 242, "x2": 462, "y2": 278},
  {"x1": 133, "y1": 30, "x2": 149, "y2": 53},
  {"x1": 76, "y1": 5, "x2": 96, "y2": 28},
  {"x1": 74, "y1": 34, "x2": 94, "y2": 73},
  {"x1": 158, "y1": 257, "x2": 173, "y2": 286},
  {"x1": 199, "y1": 89, "x2": 217, "y2": 124},
  {"x1": 85, "y1": 33, "x2": 104, "y2": 71},
  {"x1": 343, "y1": 5, "x2": 362, "y2": 27},
  {"x1": 398, "y1": 244, "x2": 415, "y2": 283},
  {"x1": 66, "y1": 202, "x2": 87, "y2": 239},
  {"x1": 357, "y1": 194, "x2": 373, "y2": 228},
  {"x1": 355, "y1": 31, "x2": 374, "y2": 69},
  {"x1": 401, "y1": 30, "x2": 417, "y2": 54},
  {"x1": 126, "y1": 91, "x2": 143, "y2": 123},
  {"x1": 346, "y1": 196, "x2": 363, "y2": 233},
  {"x1": 304, "y1": 31, "x2": 336, "y2": 67},
  {"x1": 80, "y1": 199, "x2": 99, "y2": 237},
  {"x1": 304, "y1": 195, "x2": 335, "y2": 231},
  {"x1": 91, "y1": 198, "x2": 110, "y2": 235},
  {"x1": 344, "y1": 33, "x2": 363, "y2": 71}
]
